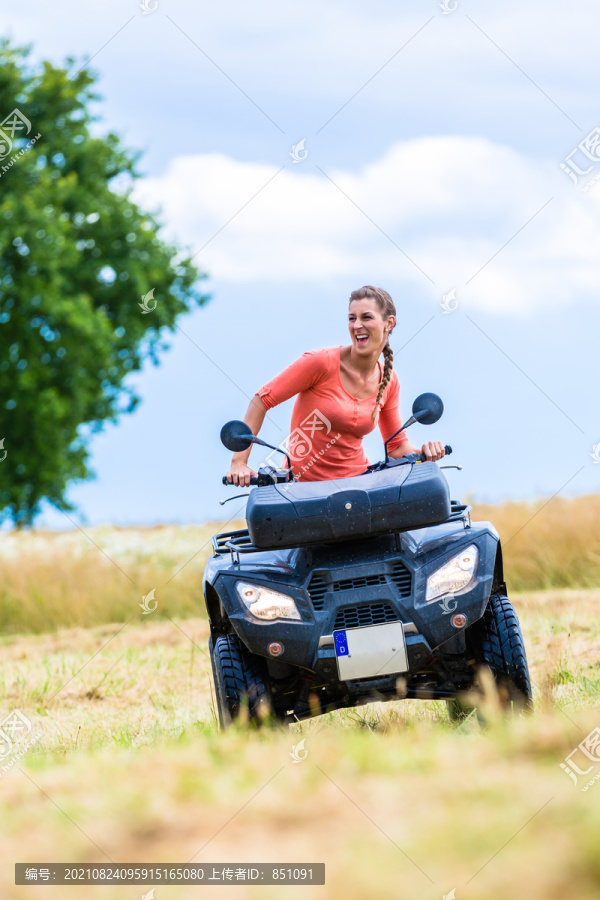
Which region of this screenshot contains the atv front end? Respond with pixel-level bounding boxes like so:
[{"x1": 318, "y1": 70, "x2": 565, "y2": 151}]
[{"x1": 204, "y1": 516, "x2": 501, "y2": 721}]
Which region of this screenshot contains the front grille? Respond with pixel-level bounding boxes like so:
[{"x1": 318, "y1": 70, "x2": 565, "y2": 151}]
[
  {"x1": 307, "y1": 574, "x2": 328, "y2": 610},
  {"x1": 333, "y1": 602, "x2": 399, "y2": 631},
  {"x1": 307, "y1": 562, "x2": 412, "y2": 611},
  {"x1": 389, "y1": 561, "x2": 412, "y2": 597},
  {"x1": 333, "y1": 573, "x2": 387, "y2": 592},
  {"x1": 308, "y1": 572, "x2": 387, "y2": 610}
]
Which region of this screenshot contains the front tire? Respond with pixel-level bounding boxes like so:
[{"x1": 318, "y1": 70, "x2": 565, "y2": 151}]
[
  {"x1": 470, "y1": 593, "x2": 533, "y2": 711},
  {"x1": 447, "y1": 593, "x2": 532, "y2": 719},
  {"x1": 210, "y1": 633, "x2": 273, "y2": 727}
]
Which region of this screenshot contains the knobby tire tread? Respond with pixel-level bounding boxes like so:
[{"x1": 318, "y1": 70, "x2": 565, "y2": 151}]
[
  {"x1": 474, "y1": 594, "x2": 533, "y2": 706},
  {"x1": 212, "y1": 633, "x2": 272, "y2": 726}
]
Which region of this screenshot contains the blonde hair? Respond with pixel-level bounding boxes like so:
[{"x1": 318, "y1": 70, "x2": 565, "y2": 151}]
[{"x1": 348, "y1": 286, "x2": 396, "y2": 422}]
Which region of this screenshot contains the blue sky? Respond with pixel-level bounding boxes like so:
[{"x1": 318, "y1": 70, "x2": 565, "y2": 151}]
[{"x1": 2, "y1": 0, "x2": 599, "y2": 526}]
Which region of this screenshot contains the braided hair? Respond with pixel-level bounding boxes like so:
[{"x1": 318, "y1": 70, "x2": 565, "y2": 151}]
[{"x1": 348, "y1": 286, "x2": 396, "y2": 423}]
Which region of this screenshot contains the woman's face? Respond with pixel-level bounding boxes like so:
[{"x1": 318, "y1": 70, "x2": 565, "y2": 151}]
[{"x1": 348, "y1": 298, "x2": 395, "y2": 354}]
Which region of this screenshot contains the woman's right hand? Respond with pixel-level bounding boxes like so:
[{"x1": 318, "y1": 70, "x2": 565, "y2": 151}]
[{"x1": 225, "y1": 459, "x2": 257, "y2": 487}]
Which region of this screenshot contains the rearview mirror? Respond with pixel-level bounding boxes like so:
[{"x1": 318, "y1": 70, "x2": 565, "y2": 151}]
[
  {"x1": 383, "y1": 391, "x2": 444, "y2": 463},
  {"x1": 411, "y1": 392, "x2": 444, "y2": 426},
  {"x1": 220, "y1": 420, "x2": 255, "y2": 452}
]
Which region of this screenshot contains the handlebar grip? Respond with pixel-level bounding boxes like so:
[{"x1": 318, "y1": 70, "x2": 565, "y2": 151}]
[
  {"x1": 418, "y1": 444, "x2": 452, "y2": 462},
  {"x1": 222, "y1": 476, "x2": 260, "y2": 485}
]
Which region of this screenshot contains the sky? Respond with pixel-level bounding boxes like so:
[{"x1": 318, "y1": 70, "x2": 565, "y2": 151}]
[{"x1": 1, "y1": 0, "x2": 599, "y2": 527}]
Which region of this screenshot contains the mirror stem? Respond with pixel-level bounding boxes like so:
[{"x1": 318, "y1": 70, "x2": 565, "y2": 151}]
[
  {"x1": 384, "y1": 417, "x2": 416, "y2": 464},
  {"x1": 249, "y1": 435, "x2": 292, "y2": 474}
]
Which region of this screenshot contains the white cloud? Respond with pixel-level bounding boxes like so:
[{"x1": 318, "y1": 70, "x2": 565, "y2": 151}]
[{"x1": 133, "y1": 136, "x2": 600, "y2": 315}]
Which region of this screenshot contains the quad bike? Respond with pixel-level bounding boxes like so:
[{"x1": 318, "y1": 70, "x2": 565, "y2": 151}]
[{"x1": 203, "y1": 393, "x2": 532, "y2": 727}]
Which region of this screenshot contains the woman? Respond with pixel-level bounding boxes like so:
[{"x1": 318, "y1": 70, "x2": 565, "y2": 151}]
[{"x1": 226, "y1": 286, "x2": 445, "y2": 487}]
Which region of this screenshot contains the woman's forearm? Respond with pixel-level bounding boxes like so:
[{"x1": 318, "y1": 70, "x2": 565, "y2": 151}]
[
  {"x1": 231, "y1": 394, "x2": 268, "y2": 465},
  {"x1": 388, "y1": 439, "x2": 419, "y2": 459}
]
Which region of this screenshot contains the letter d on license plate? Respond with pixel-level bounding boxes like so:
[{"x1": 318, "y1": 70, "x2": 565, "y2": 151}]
[{"x1": 333, "y1": 622, "x2": 408, "y2": 681}]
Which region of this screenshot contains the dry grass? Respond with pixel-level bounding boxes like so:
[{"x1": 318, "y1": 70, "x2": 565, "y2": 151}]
[
  {"x1": 0, "y1": 499, "x2": 598, "y2": 896},
  {"x1": 471, "y1": 493, "x2": 600, "y2": 590},
  {"x1": 0, "y1": 587, "x2": 599, "y2": 898},
  {"x1": 0, "y1": 521, "x2": 245, "y2": 635},
  {"x1": 1, "y1": 493, "x2": 599, "y2": 637}
]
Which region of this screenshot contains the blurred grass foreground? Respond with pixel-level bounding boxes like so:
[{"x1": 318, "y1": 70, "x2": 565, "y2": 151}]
[
  {"x1": 0, "y1": 497, "x2": 599, "y2": 900},
  {"x1": 0, "y1": 493, "x2": 598, "y2": 635}
]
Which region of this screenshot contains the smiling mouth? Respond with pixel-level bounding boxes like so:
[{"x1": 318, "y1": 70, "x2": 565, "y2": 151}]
[{"x1": 355, "y1": 334, "x2": 369, "y2": 344}]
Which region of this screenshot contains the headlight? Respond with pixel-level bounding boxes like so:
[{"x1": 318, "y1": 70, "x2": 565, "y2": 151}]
[
  {"x1": 236, "y1": 581, "x2": 302, "y2": 621},
  {"x1": 425, "y1": 545, "x2": 479, "y2": 604}
]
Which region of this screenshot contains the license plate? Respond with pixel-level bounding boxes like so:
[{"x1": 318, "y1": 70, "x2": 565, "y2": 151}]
[{"x1": 333, "y1": 621, "x2": 408, "y2": 681}]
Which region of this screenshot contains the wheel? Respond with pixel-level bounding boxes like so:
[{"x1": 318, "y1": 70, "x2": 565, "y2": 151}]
[
  {"x1": 210, "y1": 633, "x2": 273, "y2": 727},
  {"x1": 468, "y1": 593, "x2": 533, "y2": 713}
]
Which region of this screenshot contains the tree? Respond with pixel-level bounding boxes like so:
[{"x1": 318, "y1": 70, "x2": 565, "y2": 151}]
[{"x1": 0, "y1": 39, "x2": 209, "y2": 526}]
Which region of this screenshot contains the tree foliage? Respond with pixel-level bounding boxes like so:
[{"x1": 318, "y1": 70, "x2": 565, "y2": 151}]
[{"x1": 0, "y1": 39, "x2": 209, "y2": 525}]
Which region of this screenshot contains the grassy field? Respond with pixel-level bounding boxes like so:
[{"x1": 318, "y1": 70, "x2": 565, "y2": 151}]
[{"x1": 0, "y1": 498, "x2": 599, "y2": 898}]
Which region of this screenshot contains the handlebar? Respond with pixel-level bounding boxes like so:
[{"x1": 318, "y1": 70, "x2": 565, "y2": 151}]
[
  {"x1": 222, "y1": 470, "x2": 291, "y2": 486},
  {"x1": 392, "y1": 444, "x2": 452, "y2": 462},
  {"x1": 222, "y1": 475, "x2": 260, "y2": 486},
  {"x1": 222, "y1": 446, "x2": 453, "y2": 486},
  {"x1": 413, "y1": 444, "x2": 452, "y2": 463}
]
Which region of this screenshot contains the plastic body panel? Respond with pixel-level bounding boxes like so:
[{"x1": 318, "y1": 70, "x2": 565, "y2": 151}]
[{"x1": 245, "y1": 462, "x2": 451, "y2": 549}]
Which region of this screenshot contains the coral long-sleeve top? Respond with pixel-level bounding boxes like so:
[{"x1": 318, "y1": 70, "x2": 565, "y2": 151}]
[{"x1": 257, "y1": 346, "x2": 408, "y2": 482}]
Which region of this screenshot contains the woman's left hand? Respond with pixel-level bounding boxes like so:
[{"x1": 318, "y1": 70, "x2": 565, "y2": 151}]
[{"x1": 420, "y1": 441, "x2": 445, "y2": 461}]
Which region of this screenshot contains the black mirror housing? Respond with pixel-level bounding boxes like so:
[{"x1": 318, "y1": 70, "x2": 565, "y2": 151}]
[
  {"x1": 412, "y1": 392, "x2": 443, "y2": 426},
  {"x1": 220, "y1": 420, "x2": 255, "y2": 452}
]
